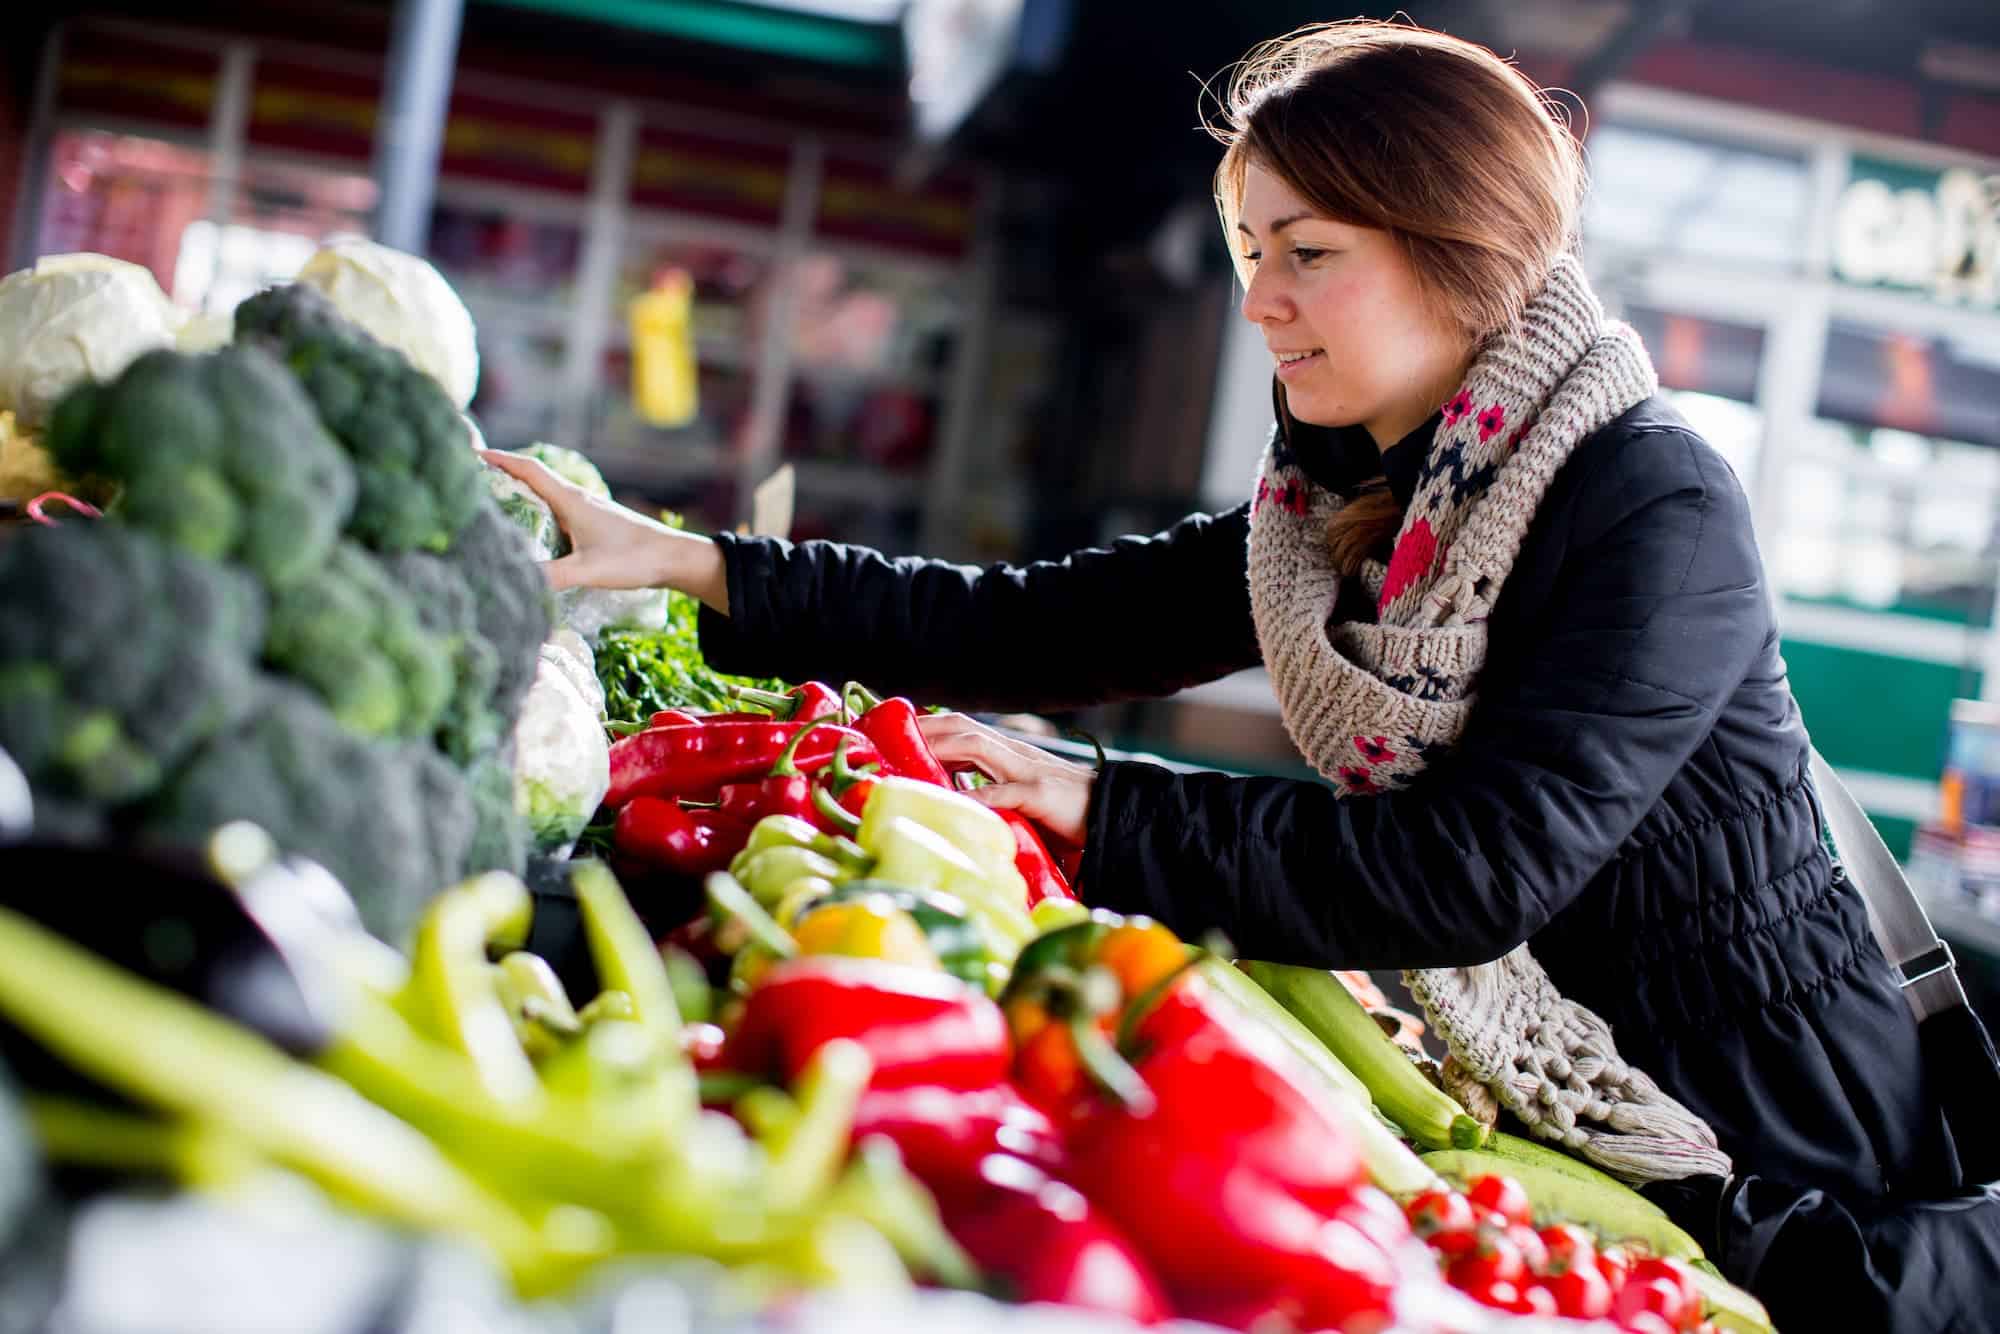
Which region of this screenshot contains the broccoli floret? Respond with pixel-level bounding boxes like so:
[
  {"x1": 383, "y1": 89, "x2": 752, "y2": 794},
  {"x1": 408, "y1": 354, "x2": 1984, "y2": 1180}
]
[
  {"x1": 235, "y1": 285, "x2": 484, "y2": 555},
  {"x1": 376, "y1": 548, "x2": 504, "y2": 764},
  {"x1": 44, "y1": 347, "x2": 356, "y2": 589},
  {"x1": 439, "y1": 501, "x2": 553, "y2": 726},
  {"x1": 262, "y1": 541, "x2": 452, "y2": 741},
  {"x1": 142, "y1": 683, "x2": 465, "y2": 942},
  {"x1": 0, "y1": 523, "x2": 264, "y2": 806}
]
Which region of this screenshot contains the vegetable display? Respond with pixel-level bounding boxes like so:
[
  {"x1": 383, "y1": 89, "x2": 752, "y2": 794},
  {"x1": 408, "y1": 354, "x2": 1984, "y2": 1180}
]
[{"x1": 0, "y1": 246, "x2": 1789, "y2": 1334}]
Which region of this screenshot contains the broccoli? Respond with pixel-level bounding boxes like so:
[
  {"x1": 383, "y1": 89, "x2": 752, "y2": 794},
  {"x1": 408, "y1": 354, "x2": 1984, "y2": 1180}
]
[
  {"x1": 142, "y1": 683, "x2": 472, "y2": 942},
  {"x1": 438, "y1": 501, "x2": 554, "y2": 727},
  {"x1": 235, "y1": 284, "x2": 484, "y2": 555},
  {"x1": 0, "y1": 523, "x2": 264, "y2": 806},
  {"x1": 376, "y1": 548, "x2": 504, "y2": 765},
  {"x1": 44, "y1": 346, "x2": 356, "y2": 589},
  {"x1": 262, "y1": 541, "x2": 452, "y2": 742}
]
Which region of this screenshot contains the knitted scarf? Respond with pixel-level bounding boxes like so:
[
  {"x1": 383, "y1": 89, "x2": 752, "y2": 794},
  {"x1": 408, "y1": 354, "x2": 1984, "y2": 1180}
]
[{"x1": 1246, "y1": 256, "x2": 1732, "y2": 1184}]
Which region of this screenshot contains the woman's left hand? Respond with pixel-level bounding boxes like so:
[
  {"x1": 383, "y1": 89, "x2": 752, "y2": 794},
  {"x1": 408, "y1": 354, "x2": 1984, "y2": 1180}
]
[{"x1": 916, "y1": 713, "x2": 1096, "y2": 847}]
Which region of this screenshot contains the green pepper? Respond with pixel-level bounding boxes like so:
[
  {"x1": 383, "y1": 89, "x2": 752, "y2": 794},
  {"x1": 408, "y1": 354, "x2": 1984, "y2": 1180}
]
[
  {"x1": 27, "y1": 1097, "x2": 262, "y2": 1190},
  {"x1": 406, "y1": 873, "x2": 540, "y2": 1104},
  {"x1": 829, "y1": 1136, "x2": 981, "y2": 1289},
  {"x1": 763, "y1": 1036, "x2": 872, "y2": 1217},
  {"x1": 494, "y1": 952, "x2": 582, "y2": 1062},
  {"x1": 734, "y1": 845, "x2": 849, "y2": 908},
  {"x1": 0, "y1": 906, "x2": 564, "y2": 1291},
  {"x1": 856, "y1": 777, "x2": 1024, "y2": 890},
  {"x1": 864, "y1": 817, "x2": 1033, "y2": 962},
  {"x1": 734, "y1": 814, "x2": 874, "y2": 874}
]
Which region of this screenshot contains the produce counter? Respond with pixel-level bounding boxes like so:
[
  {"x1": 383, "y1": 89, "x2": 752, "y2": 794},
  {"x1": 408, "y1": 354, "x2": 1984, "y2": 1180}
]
[{"x1": 0, "y1": 245, "x2": 1776, "y2": 1334}]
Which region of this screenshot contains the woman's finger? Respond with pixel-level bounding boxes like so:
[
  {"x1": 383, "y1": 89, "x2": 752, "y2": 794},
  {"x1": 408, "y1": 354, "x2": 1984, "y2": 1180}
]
[{"x1": 479, "y1": 449, "x2": 580, "y2": 515}]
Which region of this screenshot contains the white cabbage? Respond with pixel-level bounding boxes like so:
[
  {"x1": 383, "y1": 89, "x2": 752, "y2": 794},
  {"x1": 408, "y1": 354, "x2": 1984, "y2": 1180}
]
[
  {"x1": 295, "y1": 237, "x2": 480, "y2": 409},
  {"x1": 0, "y1": 255, "x2": 182, "y2": 428}
]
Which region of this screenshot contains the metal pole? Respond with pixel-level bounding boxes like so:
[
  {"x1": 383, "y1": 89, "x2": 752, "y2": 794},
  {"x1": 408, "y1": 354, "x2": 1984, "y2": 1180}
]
[{"x1": 371, "y1": 0, "x2": 465, "y2": 253}]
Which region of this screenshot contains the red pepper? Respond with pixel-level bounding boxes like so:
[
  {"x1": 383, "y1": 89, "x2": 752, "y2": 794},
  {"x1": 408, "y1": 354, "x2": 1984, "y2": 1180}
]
[
  {"x1": 710, "y1": 721, "x2": 846, "y2": 829},
  {"x1": 850, "y1": 1082, "x2": 1066, "y2": 1204},
  {"x1": 723, "y1": 955, "x2": 1011, "y2": 1092},
  {"x1": 845, "y1": 683, "x2": 950, "y2": 785},
  {"x1": 731, "y1": 681, "x2": 845, "y2": 723},
  {"x1": 612, "y1": 798, "x2": 746, "y2": 876},
  {"x1": 605, "y1": 719, "x2": 877, "y2": 807},
  {"x1": 993, "y1": 809, "x2": 1078, "y2": 905},
  {"x1": 647, "y1": 709, "x2": 704, "y2": 729},
  {"x1": 940, "y1": 1154, "x2": 1174, "y2": 1325},
  {"x1": 1064, "y1": 1018, "x2": 1396, "y2": 1327}
]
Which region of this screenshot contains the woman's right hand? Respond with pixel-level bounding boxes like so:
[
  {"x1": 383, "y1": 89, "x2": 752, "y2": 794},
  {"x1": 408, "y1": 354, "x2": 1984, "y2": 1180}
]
[{"x1": 479, "y1": 450, "x2": 729, "y2": 612}]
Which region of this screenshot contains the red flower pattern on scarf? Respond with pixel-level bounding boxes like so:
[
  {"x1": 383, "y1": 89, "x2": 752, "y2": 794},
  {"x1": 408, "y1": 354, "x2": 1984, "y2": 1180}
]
[
  {"x1": 1442, "y1": 389, "x2": 1474, "y2": 425},
  {"x1": 1378, "y1": 517, "x2": 1438, "y2": 613},
  {"x1": 1353, "y1": 735, "x2": 1397, "y2": 765},
  {"x1": 1477, "y1": 403, "x2": 1507, "y2": 442},
  {"x1": 1337, "y1": 766, "x2": 1380, "y2": 795}
]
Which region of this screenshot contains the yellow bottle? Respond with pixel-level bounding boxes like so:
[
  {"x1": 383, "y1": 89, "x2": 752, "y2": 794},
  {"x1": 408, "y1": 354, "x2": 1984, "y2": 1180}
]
[{"x1": 628, "y1": 268, "x2": 697, "y2": 428}]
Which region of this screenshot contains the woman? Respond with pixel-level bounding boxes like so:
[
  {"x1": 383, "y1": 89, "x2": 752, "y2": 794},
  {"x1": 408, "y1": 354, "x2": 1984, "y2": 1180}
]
[{"x1": 491, "y1": 21, "x2": 2000, "y2": 1328}]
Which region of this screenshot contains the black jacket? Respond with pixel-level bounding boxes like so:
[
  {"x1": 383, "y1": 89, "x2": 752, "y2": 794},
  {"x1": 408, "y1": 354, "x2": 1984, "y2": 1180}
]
[{"x1": 701, "y1": 396, "x2": 1993, "y2": 1327}]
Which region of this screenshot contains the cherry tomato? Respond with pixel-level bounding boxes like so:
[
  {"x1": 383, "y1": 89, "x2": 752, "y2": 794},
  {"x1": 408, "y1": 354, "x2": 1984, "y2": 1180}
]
[
  {"x1": 1622, "y1": 1314, "x2": 1679, "y2": 1334},
  {"x1": 1467, "y1": 1173, "x2": 1534, "y2": 1227},
  {"x1": 1506, "y1": 1283, "x2": 1559, "y2": 1317},
  {"x1": 1630, "y1": 1257, "x2": 1701, "y2": 1327},
  {"x1": 1428, "y1": 1226, "x2": 1478, "y2": 1258},
  {"x1": 1447, "y1": 1234, "x2": 1525, "y2": 1290},
  {"x1": 1614, "y1": 1276, "x2": 1692, "y2": 1329},
  {"x1": 1547, "y1": 1266, "x2": 1614, "y2": 1320},
  {"x1": 1465, "y1": 1279, "x2": 1522, "y2": 1310},
  {"x1": 1597, "y1": 1243, "x2": 1634, "y2": 1292},
  {"x1": 1537, "y1": 1222, "x2": 1598, "y2": 1275},
  {"x1": 1404, "y1": 1188, "x2": 1474, "y2": 1238},
  {"x1": 1507, "y1": 1223, "x2": 1550, "y2": 1275}
]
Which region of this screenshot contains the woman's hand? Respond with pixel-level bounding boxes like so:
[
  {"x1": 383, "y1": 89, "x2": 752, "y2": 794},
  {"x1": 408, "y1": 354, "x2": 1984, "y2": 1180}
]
[
  {"x1": 918, "y1": 712, "x2": 1096, "y2": 847},
  {"x1": 480, "y1": 450, "x2": 729, "y2": 611}
]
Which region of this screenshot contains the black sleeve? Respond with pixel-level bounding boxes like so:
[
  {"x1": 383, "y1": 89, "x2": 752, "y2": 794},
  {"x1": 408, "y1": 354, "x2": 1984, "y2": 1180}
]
[
  {"x1": 696, "y1": 505, "x2": 1263, "y2": 713},
  {"x1": 1079, "y1": 431, "x2": 1769, "y2": 969}
]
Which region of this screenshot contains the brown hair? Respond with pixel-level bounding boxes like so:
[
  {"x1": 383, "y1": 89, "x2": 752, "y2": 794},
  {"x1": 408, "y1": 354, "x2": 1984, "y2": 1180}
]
[{"x1": 1211, "y1": 20, "x2": 1587, "y2": 568}]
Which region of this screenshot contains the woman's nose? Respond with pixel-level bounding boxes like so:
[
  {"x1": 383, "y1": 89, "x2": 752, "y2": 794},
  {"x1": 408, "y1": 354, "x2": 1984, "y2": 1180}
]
[{"x1": 1239, "y1": 268, "x2": 1289, "y2": 325}]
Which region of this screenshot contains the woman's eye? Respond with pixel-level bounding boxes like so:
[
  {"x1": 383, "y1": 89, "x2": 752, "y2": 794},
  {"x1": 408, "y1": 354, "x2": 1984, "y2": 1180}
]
[
  {"x1": 1291, "y1": 246, "x2": 1329, "y2": 263},
  {"x1": 1240, "y1": 251, "x2": 1261, "y2": 265}
]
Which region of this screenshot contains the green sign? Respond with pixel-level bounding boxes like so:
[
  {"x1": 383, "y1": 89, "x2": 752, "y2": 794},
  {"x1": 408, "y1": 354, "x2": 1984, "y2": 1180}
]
[{"x1": 1831, "y1": 155, "x2": 1999, "y2": 309}]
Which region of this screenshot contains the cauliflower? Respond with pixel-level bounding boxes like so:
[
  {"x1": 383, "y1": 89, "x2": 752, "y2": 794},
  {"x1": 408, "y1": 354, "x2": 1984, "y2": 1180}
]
[
  {"x1": 295, "y1": 237, "x2": 479, "y2": 409},
  {"x1": 0, "y1": 255, "x2": 182, "y2": 429},
  {"x1": 512, "y1": 644, "x2": 609, "y2": 855}
]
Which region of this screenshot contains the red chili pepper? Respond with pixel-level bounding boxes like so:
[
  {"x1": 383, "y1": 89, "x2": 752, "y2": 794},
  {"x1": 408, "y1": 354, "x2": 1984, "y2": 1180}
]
[
  {"x1": 851, "y1": 1082, "x2": 1066, "y2": 1204},
  {"x1": 993, "y1": 809, "x2": 1078, "y2": 905},
  {"x1": 844, "y1": 683, "x2": 950, "y2": 785},
  {"x1": 1064, "y1": 1019, "x2": 1395, "y2": 1326},
  {"x1": 605, "y1": 720, "x2": 877, "y2": 807},
  {"x1": 940, "y1": 1154, "x2": 1174, "y2": 1326},
  {"x1": 731, "y1": 681, "x2": 845, "y2": 723},
  {"x1": 711, "y1": 720, "x2": 847, "y2": 829},
  {"x1": 612, "y1": 798, "x2": 746, "y2": 876},
  {"x1": 722, "y1": 955, "x2": 1010, "y2": 1092},
  {"x1": 648, "y1": 709, "x2": 704, "y2": 729}
]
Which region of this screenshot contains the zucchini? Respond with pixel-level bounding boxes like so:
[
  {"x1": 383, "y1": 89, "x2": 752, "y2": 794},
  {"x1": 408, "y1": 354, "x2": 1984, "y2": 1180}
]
[
  {"x1": 1484, "y1": 1131, "x2": 1669, "y2": 1218},
  {"x1": 1422, "y1": 1147, "x2": 1705, "y2": 1260},
  {"x1": 1238, "y1": 960, "x2": 1485, "y2": 1150},
  {"x1": 1689, "y1": 1260, "x2": 1777, "y2": 1334}
]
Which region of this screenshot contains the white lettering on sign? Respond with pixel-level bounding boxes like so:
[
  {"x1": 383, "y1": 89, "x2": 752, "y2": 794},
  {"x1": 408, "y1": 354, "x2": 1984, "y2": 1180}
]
[{"x1": 1832, "y1": 167, "x2": 1999, "y2": 308}]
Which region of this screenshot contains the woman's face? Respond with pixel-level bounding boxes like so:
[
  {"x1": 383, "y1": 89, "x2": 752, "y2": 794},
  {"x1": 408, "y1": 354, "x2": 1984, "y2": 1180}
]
[{"x1": 1236, "y1": 162, "x2": 1471, "y2": 448}]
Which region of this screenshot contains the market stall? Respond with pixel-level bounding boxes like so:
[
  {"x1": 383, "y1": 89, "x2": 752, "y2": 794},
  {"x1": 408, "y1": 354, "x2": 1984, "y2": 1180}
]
[{"x1": 0, "y1": 242, "x2": 1781, "y2": 1333}]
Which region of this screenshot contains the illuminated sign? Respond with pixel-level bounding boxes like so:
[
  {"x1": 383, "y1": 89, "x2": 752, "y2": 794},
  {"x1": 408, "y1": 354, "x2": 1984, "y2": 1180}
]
[{"x1": 1831, "y1": 156, "x2": 2000, "y2": 309}]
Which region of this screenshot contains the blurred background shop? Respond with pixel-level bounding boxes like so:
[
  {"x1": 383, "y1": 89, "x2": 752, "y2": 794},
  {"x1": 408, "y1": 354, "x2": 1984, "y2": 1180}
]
[{"x1": 4, "y1": 0, "x2": 2000, "y2": 1002}]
